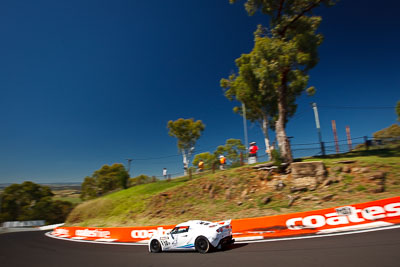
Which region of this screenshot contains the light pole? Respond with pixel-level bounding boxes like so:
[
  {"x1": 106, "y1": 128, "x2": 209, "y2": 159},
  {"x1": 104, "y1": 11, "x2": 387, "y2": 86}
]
[
  {"x1": 242, "y1": 103, "x2": 248, "y2": 149},
  {"x1": 126, "y1": 159, "x2": 133, "y2": 178},
  {"x1": 312, "y1": 102, "x2": 325, "y2": 156}
]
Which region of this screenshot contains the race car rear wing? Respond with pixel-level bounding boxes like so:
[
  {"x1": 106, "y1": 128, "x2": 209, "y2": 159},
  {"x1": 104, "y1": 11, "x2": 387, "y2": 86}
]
[{"x1": 216, "y1": 219, "x2": 232, "y2": 226}]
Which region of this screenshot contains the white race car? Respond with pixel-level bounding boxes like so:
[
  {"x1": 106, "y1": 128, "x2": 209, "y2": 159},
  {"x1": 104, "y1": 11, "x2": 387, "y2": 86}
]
[{"x1": 149, "y1": 220, "x2": 234, "y2": 253}]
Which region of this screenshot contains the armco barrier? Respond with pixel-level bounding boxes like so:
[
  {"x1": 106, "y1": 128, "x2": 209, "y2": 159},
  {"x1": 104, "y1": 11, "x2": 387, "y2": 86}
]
[
  {"x1": 2, "y1": 220, "x2": 46, "y2": 228},
  {"x1": 51, "y1": 197, "x2": 400, "y2": 243}
]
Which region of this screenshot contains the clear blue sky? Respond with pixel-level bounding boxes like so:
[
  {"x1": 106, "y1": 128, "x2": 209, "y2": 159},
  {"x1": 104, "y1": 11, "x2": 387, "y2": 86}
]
[{"x1": 1, "y1": 0, "x2": 399, "y2": 183}]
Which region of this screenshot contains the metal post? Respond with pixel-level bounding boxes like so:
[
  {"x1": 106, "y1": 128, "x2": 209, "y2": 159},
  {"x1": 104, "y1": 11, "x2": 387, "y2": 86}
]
[
  {"x1": 126, "y1": 159, "x2": 133, "y2": 177},
  {"x1": 332, "y1": 120, "x2": 339, "y2": 153},
  {"x1": 312, "y1": 103, "x2": 325, "y2": 156},
  {"x1": 321, "y1": 141, "x2": 325, "y2": 155},
  {"x1": 364, "y1": 136, "x2": 369, "y2": 150},
  {"x1": 242, "y1": 103, "x2": 249, "y2": 150},
  {"x1": 346, "y1": 126, "x2": 352, "y2": 151}
]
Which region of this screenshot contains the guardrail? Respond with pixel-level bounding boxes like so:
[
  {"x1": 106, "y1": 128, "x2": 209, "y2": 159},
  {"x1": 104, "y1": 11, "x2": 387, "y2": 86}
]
[{"x1": 2, "y1": 220, "x2": 46, "y2": 228}]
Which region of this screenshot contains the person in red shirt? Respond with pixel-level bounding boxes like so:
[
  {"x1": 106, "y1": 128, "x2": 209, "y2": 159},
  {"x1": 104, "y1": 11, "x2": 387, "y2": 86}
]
[{"x1": 248, "y1": 142, "x2": 259, "y2": 163}]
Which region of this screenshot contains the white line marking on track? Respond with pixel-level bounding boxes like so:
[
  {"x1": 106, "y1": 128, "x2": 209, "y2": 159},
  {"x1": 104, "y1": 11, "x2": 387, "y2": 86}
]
[
  {"x1": 316, "y1": 221, "x2": 392, "y2": 234},
  {"x1": 235, "y1": 236, "x2": 264, "y2": 241},
  {"x1": 71, "y1": 237, "x2": 87, "y2": 240},
  {"x1": 235, "y1": 224, "x2": 400, "y2": 244},
  {"x1": 45, "y1": 232, "x2": 148, "y2": 246}
]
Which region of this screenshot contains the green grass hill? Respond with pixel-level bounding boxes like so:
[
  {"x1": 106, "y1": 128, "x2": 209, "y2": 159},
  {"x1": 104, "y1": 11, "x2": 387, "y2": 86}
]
[{"x1": 66, "y1": 147, "x2": 400, "y2": 227}]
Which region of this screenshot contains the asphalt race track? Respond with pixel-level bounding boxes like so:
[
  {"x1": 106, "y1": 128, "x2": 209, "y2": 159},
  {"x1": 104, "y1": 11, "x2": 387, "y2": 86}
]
[{"x1": 1, "y1": 228, "x2": 400, "y2": 267}]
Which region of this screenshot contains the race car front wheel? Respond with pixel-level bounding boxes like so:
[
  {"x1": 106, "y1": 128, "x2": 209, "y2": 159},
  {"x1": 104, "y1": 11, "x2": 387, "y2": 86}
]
[
  {"x1": 195, "y1": 236, "x2": 210, "y2": 254},
  {"x1": 150, "y1": 239, "x2": 162, "y2": 253}
]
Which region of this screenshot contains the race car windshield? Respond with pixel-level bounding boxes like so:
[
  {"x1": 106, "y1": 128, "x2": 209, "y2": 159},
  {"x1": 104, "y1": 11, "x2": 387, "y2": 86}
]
[{"x1": 170, "y1": 226, "x2": 189, "y2": 234}]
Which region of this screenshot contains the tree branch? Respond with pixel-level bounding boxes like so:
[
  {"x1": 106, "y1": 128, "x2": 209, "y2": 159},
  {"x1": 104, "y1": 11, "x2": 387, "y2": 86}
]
[
  {"x1": 277, "y1": 0, "x2": 285, "y2": 20},
  {"x1": 278, "y1": 0, "x2": 322, "y2": 36}
]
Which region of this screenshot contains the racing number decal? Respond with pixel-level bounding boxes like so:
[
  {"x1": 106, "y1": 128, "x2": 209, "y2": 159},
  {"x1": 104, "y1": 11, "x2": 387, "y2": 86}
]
[{"x1": 161, "y1": 240, "x2": 170, "y2": 246}]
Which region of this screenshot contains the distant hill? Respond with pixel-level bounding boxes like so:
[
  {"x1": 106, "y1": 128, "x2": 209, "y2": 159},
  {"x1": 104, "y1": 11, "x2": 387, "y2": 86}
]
[
  {"x1": 42, "y1": 183, "x2": 81, "y2": 191},
  {"x1": 0, "y1": 182, "x2": 81, "y2": 193}
]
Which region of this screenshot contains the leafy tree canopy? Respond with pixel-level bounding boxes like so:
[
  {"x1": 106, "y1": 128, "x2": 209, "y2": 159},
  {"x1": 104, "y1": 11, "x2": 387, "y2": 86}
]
[
  {"x1": 80, "y1": 177, "x2": 97, "y2": 200},
  {"x1": 373, "y1": 124, "x2": 400, "y2": 139},
  {"x1": 0, "y1": 181, "x2": 73, "y2": 224},
  {"x1": 167, "y1": 118, "x2": 205, "y2": 174},
  {"x1": 223, "y1": 0, "x2": 336, "y2": 162},
  {"x1": 167, "y1": 118, "x2": 205, "y2": 151},
  {"x1": 230, "y1": 0, "x2": 336, "y2": 24},
  {"x1": 81, "y1": 163, "x2": 129, "y2": 200},
  {"x1": 214, "y1": 139, "x2": 246, "y2": 165},
  {"x1": 129, "y1": 174, "x2": 157, "y2": 187},
  {"x1": 192, "y1": 152, "x2": 217, "y2": 170},
  {"x1": 396, "y1": 100, "x2": 400, "y2": 121}
]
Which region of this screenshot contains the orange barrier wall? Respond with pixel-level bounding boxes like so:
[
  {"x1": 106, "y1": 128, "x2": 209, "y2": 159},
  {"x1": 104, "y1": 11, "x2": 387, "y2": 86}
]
[{"x1": 52, "y1": 196, "x2": 400, "y2": 243}]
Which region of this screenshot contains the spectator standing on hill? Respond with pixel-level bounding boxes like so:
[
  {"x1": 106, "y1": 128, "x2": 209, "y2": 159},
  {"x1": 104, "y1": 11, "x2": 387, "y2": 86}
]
[
  {"x1": 163, "y1": 168, "x2": 167, "y2": 179},
  {"x1": 219, "y1": 155, "x2": 226, "y2": 170},
  {"x1": 198, "y1": 160, "x2": 204, "y2": 173},
  {"x1": 248, "y1": 142, "x2": 259, "y2": 164}
]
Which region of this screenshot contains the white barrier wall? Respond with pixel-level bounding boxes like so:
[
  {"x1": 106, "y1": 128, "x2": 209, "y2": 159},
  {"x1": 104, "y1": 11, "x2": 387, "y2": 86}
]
[{"x1": 2, "y1": 220, "x2": 46, "y2": 228}]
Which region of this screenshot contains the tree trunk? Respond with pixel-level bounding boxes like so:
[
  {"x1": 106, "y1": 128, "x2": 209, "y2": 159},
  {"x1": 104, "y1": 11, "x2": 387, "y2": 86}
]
[
  {"x1": 275, "y1": 73, "x2": 293, "y2": 163},
  {"x1": 182, "y1": 149, "x2": 188, "y2": 176},
  {"x1": 261, "y1": 114, "x2": 272, "y2": 161}
]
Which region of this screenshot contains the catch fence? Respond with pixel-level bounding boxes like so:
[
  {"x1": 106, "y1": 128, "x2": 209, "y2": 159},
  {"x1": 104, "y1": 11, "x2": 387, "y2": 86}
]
[
  {"x1": 257, "y1": 136, "x2": 399, "y2": 162},
  {"x1": 133, "y1": 136, "x2": 400, "y2": 180}
]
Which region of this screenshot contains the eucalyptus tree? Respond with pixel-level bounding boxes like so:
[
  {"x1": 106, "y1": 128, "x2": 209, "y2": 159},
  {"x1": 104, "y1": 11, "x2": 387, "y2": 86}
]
[
  {"x1": 221, "y1": 28, "x2": 309, "y2": 161},
  {"x1": 80, "y1": 163, "x2": 129, "y2": 200},
  {"x1": 221, "y1": 53, "x2": 278, "y2": 160},
  {"x1": 192, "y1": 152, "x2": 217, "y2": 170},
  {"x1": 214, "y1": 138, "x2": 246, "y2": 166},
  {"x1": 167, "y1": 118, "x2": 205, "y2": 175},
  {"x1": 225, "y1": 0, "x2": 336, "y2": 162},
  {"x1": 0, "y1": 182, "x2": 73, "y2": 224}
]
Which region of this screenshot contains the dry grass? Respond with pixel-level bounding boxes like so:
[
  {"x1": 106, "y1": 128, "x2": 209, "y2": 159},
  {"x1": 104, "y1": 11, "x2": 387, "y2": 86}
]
[{"x1": 65, "y1": 147, "x2": 400, "y2": 227}]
